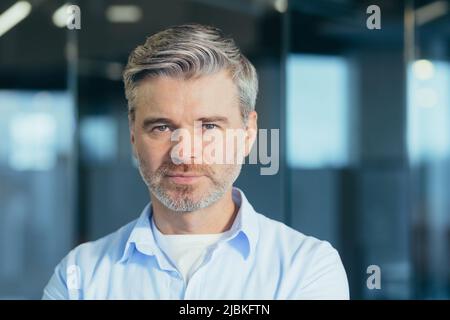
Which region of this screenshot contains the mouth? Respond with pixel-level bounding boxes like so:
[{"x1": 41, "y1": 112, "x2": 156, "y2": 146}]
[{"x1": 165, "y1": 173, "x2": 205, "y2": 184}]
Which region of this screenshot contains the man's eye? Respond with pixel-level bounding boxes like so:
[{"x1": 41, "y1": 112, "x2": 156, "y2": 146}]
[
  {"x1": 202, "y1": 123, "x2": 218, "y2": 130},
  {"x1": 153, "y1": 125, "x2": 170, "y2": 132}
]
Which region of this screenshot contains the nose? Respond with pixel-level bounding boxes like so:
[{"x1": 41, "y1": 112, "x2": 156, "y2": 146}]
[{"x1": 170, "y1": 126, "x2": 203, "y2": 165}]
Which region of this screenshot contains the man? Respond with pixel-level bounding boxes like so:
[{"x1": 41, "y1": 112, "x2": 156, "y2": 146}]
[{"x1": 43, "y1": 24, "x2": 349, "y2": 299}]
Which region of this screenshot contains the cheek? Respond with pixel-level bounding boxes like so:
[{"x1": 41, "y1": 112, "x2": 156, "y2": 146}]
[{"x1": 135, "y1": 137, "x2": 168, "y2": 169}]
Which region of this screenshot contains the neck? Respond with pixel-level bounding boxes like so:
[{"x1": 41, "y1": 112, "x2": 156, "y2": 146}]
[{"x1": 150, "y1": 187, "x2": 238, "y2": 235}]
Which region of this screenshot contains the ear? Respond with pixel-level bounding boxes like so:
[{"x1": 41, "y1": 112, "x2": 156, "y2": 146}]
[
  {"x1": 129, "y1": 116, "x2": 137, "y2": 158},
  {"x1": 244, "y1": 111, "x2": 258, "y2": 157}
]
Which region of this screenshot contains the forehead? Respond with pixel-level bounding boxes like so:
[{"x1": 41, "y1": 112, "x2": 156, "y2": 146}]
[{"x1": 134, "y1": 70, "x2": 240, "y2": 119}]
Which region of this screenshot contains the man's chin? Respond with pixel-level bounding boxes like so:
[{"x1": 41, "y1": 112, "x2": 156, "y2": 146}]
[
  {"x1": 151, "y1": 182, "x2": 229, "y2": 212},
  {"x1": 161, "y1": 192, "x2": 204, "y2": 212},
  {"x1": 165, "y1": 188, "x2": 202, "y2": 202}
]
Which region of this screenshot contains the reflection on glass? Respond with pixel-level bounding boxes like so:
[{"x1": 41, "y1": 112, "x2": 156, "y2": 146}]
[
  {"x1": 0, "y1": 90, "x2": 74, "y2": 298},
  {"x1": 9, "y1": 113, "x2": 57, "y2": 171},
  {"x1": 287, "y1": 54, "x2": 350, "y2": 168},
  {"x1": 408, "y1": 60, "x2": 450, "y2": 163},
  {"x1": 80, "y1": 116, "x2": 117, "y2": 163},
  {"x1": 407, "y1": 60, "x2": 450, "y2": 298}
]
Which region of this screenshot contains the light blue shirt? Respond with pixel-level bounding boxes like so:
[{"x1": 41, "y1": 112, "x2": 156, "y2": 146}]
[{"x1": 42, "y1": 187, "x2": 349, "y2": 299}]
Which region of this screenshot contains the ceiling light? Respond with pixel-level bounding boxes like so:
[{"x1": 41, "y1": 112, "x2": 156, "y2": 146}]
[
  {"x1": 52, "y1": 3, "x2": 73, "y2": 28},
  {"x1": 106, "y1": 5, "x2": 142, "y2": 23},
  {"x1": 0, "y1": 1, "x2": 32, "y2": 37}
]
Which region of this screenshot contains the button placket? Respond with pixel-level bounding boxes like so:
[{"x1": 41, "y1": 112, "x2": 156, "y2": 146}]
[{"x1": 183, "y1": 244, "x2": 220, "y2": 299}]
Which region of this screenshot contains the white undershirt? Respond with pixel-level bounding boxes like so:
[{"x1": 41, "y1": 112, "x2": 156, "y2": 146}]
[{"x1": 151, "y1": 217, "x2": 230, "y2": 283}]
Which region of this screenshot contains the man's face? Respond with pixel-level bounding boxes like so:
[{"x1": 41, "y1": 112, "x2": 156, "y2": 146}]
[{"x1": 130, "y1": 70, "x2": 257, "y2": 212}]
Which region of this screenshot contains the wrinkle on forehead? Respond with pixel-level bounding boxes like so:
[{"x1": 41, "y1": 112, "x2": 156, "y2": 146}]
[{"x1": 134, "y1": 70, "x2": 241, "y2": 123}]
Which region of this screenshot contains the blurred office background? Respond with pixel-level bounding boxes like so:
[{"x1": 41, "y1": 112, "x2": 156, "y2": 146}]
[{"x1": 0, "y1": 0, "x2": 449, "y2": 299}]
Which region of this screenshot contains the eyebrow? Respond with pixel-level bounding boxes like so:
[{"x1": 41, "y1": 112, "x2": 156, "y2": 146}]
[
  {"x1": 197, "y1": 116, "x2": 229, "y2": 124},
  {"x1": 142, "y1": 117, "x2": 175, "y2": 130},
  {"x1": 141, "y1": 116, "x2": 229, "y2": 130}
]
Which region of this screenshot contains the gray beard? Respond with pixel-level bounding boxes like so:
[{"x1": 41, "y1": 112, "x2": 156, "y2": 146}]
[{"x1": 136, "y1": 157, "x2": 242, "y2": 213}]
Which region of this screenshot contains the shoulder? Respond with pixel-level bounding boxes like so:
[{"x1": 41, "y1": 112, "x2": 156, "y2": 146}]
[
  {"x1": 66, "y1": 218, "x2": 137, "y2": 267},
  {"x1": 54, "y1": 218, "x2": 138, "y2": 283},
  {"x1": 42, "y1": 218, "x2": 138, "y2": 300},
  {"x1": 254, "y1": 213, "x2": 349, "y2": 299},
  {"x1": 255, "y1": 212, "x2": 337, "y2": 258}
]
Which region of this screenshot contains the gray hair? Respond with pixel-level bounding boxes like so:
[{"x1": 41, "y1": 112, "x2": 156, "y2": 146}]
[{"x1": 123, "y1": 23, "x2": 258, "y2": 123}]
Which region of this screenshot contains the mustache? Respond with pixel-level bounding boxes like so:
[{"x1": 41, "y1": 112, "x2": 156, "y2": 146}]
[{"x1": 157, "y1": 162, "x2": 214, "y2": 176}]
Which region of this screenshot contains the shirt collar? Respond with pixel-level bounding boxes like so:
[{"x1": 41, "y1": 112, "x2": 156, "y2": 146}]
[{"x1": 119, "y1": 187, "x2": 259, "y2": 263}]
